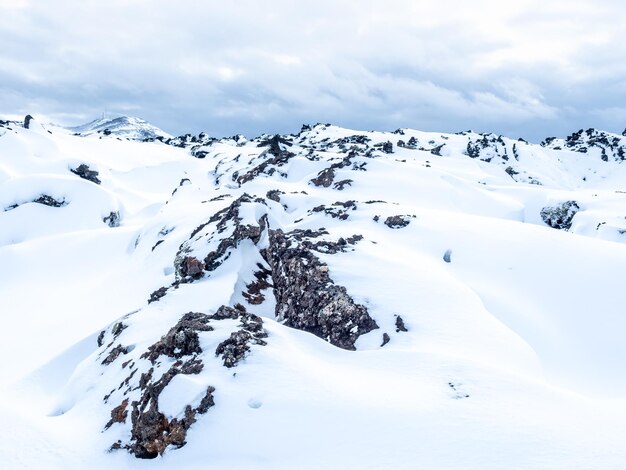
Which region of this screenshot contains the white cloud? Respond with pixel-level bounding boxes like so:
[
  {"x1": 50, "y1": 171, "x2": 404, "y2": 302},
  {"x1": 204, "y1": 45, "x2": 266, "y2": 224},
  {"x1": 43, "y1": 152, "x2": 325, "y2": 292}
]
[{"x1": 2, "y1": 0, "x2": 626, "y2": 140}]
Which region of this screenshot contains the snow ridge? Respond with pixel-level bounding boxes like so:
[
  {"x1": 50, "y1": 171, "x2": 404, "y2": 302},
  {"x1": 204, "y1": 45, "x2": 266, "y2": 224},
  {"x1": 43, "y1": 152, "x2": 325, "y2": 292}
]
[{"x1": 1, "y1": 116, "x2": 626, "y2": 468}]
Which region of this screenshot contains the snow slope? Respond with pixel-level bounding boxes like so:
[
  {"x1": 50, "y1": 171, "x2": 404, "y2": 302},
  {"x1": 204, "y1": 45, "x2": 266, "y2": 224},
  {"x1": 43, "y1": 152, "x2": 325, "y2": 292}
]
[{"x1": 1, "y1": 117, "x2": 625, "y2": 469}]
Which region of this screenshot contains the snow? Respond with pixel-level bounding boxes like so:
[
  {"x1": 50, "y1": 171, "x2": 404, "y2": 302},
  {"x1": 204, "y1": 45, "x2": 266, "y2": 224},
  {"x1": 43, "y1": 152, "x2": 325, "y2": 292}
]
[{"x1": 0, "y1": 117, "x2": 625, "y2": 468}]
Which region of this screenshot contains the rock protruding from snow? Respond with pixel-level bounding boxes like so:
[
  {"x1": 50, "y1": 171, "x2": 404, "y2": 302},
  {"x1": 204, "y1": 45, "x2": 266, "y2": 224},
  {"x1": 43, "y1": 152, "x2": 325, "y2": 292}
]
[
  {"x1": 23, "y1": 114, "x2": 33, "y2": 129},
  {"x1": 70, "y1": 164, "x2": 101, "y2": 184},
  {"x1": 214, "y1": 306, "x2": 268, "y2": 367},
  {"x1": 266, "y1": 228, "x2": 378, "y2": 350},
  {"x1": 101, "y1": 308, "x2": 268, "y2": 458},
  {"x1": 540, "y1": 201, "x2": 580, "y2": 230},
  {"x1": 542, "y1": 128, "x2": 626, "y2": 162}
]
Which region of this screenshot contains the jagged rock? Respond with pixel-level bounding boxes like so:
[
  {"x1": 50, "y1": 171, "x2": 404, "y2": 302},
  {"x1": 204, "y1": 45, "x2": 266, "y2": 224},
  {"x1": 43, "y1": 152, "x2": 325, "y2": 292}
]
[
  {"x1": 385, "y1": 215, "x2": 411, "y2": 229},
  {"x1": 215, "y1": 308, "x2": 268, "y2": 367},
  {"x1": 204, "y1": 223, "x2": 263, "y2": 271},
  {"x1": 333, "y1": 179, "x2": 353, "y2": 190},
  {"x1": 34, "y1": 195, "x2": 67, "y2": 207},
  {"x1": 311, "y1": 200, "x2": 357, "y2": 220},
  {"x1": 266, "y1": 229, "x2": 378, "y2": 350},
  {"x1": 266, "y1": 189, "x2": 285, "y2": 203},
  {"x1": 381, "y1": 333, "x2": 390, "y2": 347},
  {"x1": 128, "y1": 359, "x2": 214, "y2": 459},
  {"x1": 235, "y1": 136, "x2": 295, "y2": 184},
  {"x1": 210, "y1": 304, "x2": 244, "y2": 320},
  {"x1": 406, "y1": 136, "x2": 418, "y2": 149},
  {"x1": 310, "y1": 167, "x2": 335, "y2": 187},
  {"x1": 215, "y1": 327, "x2": 264, "y2": 367},
  {"x1": 180, "y1": 256, "x2": 205, "y2": 278},
  {"x1": 112, "y1": 322, "x2": 127, "y2": 338},
  {"x1": 142, "y1": 312, "x2": 213, "y2": 363},
  {"x1": 242, "y1": 264, "x2": 273, "y2": 305},
  {"x1": 102, "y1": 344, "x2": 129, "y2": 365},
  {"x1": 103, "y1": 211, "x2": 121, "y2": 227},
  {"x1": 148, "y1": 286, "x2": 168, "y2": 304},
  {"x1": 395, "y1": 316, "x2": 407, "y2": 333},
  {"x1": 108, "y1": 305, "x2": 269, "y2": 458},
  {"x1": 105, "y1": 399, "x2": 129, "y2": 430},
  {"x1": 70, "y1": 164, "x2": 101, "y2": 184},
  {"x1": 23, "y1": 115, "x2": 33, "y2": 129},
  {"x1": 540, "y1": 201, "x2": 580, "y2": 230}
]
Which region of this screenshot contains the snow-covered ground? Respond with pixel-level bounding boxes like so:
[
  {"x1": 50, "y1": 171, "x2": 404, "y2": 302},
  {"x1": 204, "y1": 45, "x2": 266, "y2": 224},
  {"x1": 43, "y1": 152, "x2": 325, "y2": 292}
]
[{"x1": 1, "y1": 116, "x2": 625, "y2": 469}]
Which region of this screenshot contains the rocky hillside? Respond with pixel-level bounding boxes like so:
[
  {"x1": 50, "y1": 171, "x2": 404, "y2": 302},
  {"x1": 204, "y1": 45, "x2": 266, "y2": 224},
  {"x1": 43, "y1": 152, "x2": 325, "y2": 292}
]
[{"x1": 1, "y1": 116, "x2": 626, "y2": 469}]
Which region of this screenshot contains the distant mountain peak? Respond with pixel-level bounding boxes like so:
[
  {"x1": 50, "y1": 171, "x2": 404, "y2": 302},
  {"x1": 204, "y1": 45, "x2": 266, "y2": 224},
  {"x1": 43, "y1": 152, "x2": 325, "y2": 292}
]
[{"x1": 68, "y1": 115, "x2": 171, "y2": 141}]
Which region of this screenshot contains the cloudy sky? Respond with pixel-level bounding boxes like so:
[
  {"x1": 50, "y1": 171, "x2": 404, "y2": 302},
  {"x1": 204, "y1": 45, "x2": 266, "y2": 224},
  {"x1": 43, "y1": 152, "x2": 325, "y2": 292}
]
[{"x1": 2, "y1": 0, "x2": 626, "y2": 141}]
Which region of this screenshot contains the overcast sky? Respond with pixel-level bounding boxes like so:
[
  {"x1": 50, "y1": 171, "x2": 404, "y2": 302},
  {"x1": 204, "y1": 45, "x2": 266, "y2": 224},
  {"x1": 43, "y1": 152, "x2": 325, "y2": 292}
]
[{"x1": 2, "y1": 0, "x2": 626, "y2": 141}]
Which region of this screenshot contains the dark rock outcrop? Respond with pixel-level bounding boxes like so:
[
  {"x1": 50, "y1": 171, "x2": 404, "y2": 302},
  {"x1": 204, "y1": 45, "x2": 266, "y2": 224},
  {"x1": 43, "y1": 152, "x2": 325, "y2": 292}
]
[
  {"x1": 142, "y1": 312, "x2": 213, "y2": 363},
  {"x1": 215, "y1": 311, "x2": 268, "y2": 367},
  {"x1": 266, "y1": 229, "x2": 378, "y2": 350},
  {"x1": 385, "y1": 215, "x2": 412, "y2": 229},
  {"x1": 128, "y1": 359, "x2": 214, "y2": 458},
  {"x1": 34, "y1": 195, "x2": 67, "y2": 208},
  {"x1": 540, "y1": 201, "x2": 580, "y2": 230},
  {"x1": 71, "y1": 164, "x2": 101, "y2": 184},
  {"x1": 395, "y1": 316, "x2": 408, "y2": 333},
  {"x1": 310, "y1": 167, "x2": 335, "y2": 187},
  {"x1": 103, "y1": 211, "x2": 121, "y2": 227}
]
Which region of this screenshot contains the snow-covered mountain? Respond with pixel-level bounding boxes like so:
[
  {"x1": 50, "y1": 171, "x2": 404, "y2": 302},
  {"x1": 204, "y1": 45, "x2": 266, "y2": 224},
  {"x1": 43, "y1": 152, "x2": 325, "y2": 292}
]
[
  {"x1": 67, "y1": 115, "x2": 172, "y2": 140},
  {"x1": 1, "y1": 116, "x2": 626, "y2": 469}
]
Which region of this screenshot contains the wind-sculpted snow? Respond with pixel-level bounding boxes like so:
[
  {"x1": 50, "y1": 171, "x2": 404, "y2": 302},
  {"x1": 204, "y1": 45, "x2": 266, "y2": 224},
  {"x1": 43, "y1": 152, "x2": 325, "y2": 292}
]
[{"x1": 3, "y1": 117, "x2": 626, "y2": 468}]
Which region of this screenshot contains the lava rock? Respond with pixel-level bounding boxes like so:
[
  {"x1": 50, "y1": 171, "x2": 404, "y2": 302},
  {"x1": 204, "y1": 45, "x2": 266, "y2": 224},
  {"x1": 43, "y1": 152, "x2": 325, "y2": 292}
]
[
  {"x1": 71, "y1": 164, "x2": 101, "y2": 184},
  {"x1": 395, "y1": 316, "x2": 408, "y2": 333},
  {"x1": 310, "y1": 167, "x2": 336, "y2": 187},
  {"x1": 103, "y1": 211, "x2": 121, "y2": 227},
  {"x1": 142, "y1": 312, "x2": 213, "y2": 363},
  {"x1": 540, "y1": 201, "x2": 580, "y2": 230},
  {"x1": 266, "y1": 229, "x2": 378, "y2": 350},
  {"x1": 34, "y1": 195, "x2": 66, "y2": 207},
  {"x1": 384, "y1": 215, "x2": 411, "y2": 229}
]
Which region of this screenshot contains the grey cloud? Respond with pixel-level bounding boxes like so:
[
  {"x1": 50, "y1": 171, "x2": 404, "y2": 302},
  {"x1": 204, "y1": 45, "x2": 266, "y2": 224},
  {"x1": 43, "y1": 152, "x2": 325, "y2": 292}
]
[{"x1": 2, "y1": 0, "x2": 626, "y2": 141}]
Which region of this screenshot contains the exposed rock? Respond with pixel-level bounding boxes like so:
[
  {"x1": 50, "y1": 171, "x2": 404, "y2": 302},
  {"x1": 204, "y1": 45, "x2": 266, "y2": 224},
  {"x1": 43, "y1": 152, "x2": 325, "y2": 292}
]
[
  {"x1": 105, "y1": 399, "x2": 129, "y2": 430},
  {"x1": 384, "y1": 215, "x2": 412, "y2": 229},
  {"x1": 333, "y1": 179, "x2": 353, "y2": 190},
  {"x1": 266, "y1": 189, "x2": 285, "y2": 203},
  {"x1": 540, "y1": 201, "x2": 580, "y2": 230},
  {"x1": 102, "y1": 344, "x2": 129, "y2": 365},
  {"x1": 148, "y1": 286, "x2": 168, "y2": 304},
  {"x1": 242, "y1": 264, "x2": 273, "y2": 305},
  {"x1": 215, "y1": 312, "x2": 268, "y2": 368},
  {"x1": 266, "y1": 229, "x2": 378, "y2": 350},
  {"x1": 34, "y1": 195, "x2": 67, "y2": 208},
  {"x1": 395, "y1": 316, "x2": 407, "y2": 333},
  {"x1": 70, "y1": 164, "x2": 101, "y2": 184},
  {"x1": 103, "y1": 211, "x2": 121, "y2": 227},
  {"x1": 180, "y1": 256, "x2": 205, "y2": 279},
  {"x1": 23, "y1": 114, "x2": 33, "y2": 129},
  {"x1": 128, "y1": 359, "x2": 214, "y2": 458},
  {"x1": 112, "y1": 322, "x2": 127, "y2": 338},
  {"x1": 142, "y1": 312, "x2": 213, "y2": 364},
  {"x1": 311, "y1": 200, "x2": 357, "y2": 220},
  {"x1": 236, "y1": 136, "x2": 295, "y2": 184},
  {"x1": 381, "y1": 333, "x2": 390, "y2": 347},
  {"x1": 310, "y1": 167, "x2": 335, "y2": 187}
]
